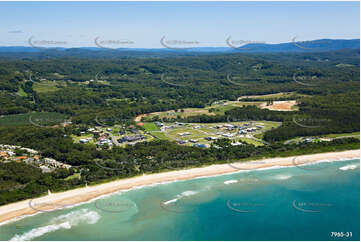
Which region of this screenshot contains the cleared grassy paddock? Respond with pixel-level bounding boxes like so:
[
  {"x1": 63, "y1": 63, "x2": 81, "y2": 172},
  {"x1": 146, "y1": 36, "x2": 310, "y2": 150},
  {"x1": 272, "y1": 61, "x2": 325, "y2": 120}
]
[{"x1": 0, "y1": 112, "x2": 68, "y2": 127}]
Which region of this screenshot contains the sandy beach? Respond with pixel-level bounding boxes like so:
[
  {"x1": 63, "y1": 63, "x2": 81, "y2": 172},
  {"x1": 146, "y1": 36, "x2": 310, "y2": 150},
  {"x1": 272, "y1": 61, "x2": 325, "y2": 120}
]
[{"x1": 0, "y1": 149, "x2": 359, "y2": 224}]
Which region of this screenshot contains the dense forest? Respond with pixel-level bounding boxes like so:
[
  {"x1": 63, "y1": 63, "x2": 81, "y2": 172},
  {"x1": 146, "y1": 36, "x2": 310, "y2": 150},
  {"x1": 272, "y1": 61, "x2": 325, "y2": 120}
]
[{"x1": 0, "y1": 48, "x2": 359, "y2": 205}]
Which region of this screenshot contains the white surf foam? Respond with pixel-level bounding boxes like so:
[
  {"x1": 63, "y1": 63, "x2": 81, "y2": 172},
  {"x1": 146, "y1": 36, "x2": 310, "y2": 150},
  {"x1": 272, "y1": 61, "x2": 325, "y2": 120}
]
[
  {"x1": 339, "y1": 164, "x2": 359, "y2": 171},
  {"x1": 163, "y1": 190, "x2": 200, "y2": 205},
  {"x1": 10, "y1": 209, "x2": 100, "y2": 241},
  {"x1": 273, "y1": 174, "x2": 292, "y2": 180},
  {"x1": 224, "y1": 179, "x2": 238, "y2": 185}
]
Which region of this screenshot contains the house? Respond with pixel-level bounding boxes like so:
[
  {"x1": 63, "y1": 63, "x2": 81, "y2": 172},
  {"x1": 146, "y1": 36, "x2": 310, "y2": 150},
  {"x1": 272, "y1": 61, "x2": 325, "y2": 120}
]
[
  {"x1": 189, "y1": 139, "x2": 197, "y2": 143},
  {"x1": 130, "y1": 128, "x2": 139, "y2": 134},
  {"x1": 222, "y1": 133, "x2": 236, "y2": 138},
  {"x1": 79, "y1": 139, "x2": 89, "y2": 144},
  {"x1": 224, "y1": 124, "x2": 234, "y2": 128},
  {"x1": 155, "y1": 121, "x2": 164, "y2": 127},
  {"x1": 15, "y1": 156, "x2": 28, "y2": 161},
  {"x1": 117, "y1": 134, "x2": 145, "y2": 143},
  {"x1": 0, "y1": 152, "x2": 8, "y2": 160},
  {"x1": 205, "y1": 137, "x2": 217, "y2": 141},
  {"x1": 177, "y1": 140, "x2": 187, "y2": 144},
  {"x1": 7, "y1": 151, "x2": 15, "y2": 156},
  {"x1": 106, "y1": 128, "x2": 113, "y2": 132},
  {"x1": 100, "y1": 139, "x2": 113, "y2": 145},
  {"x1": 231, "y1": 142, "x2": 244, "y2": 146},
  {"x1": 178, "y1": 132, "x2": 190, "y2": 137},
  {"x1": 40, "y1": 165, "x2": 52, "y2": 173}
]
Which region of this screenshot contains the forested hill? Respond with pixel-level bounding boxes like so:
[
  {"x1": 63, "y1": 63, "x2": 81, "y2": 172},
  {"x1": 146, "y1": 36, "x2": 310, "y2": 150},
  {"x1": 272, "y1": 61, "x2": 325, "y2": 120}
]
[
  {"x1": 0, "y1": 39, "x2": 359, "y2": 59},
  {"x1": 0, "y1": 44, "x2": 359, "y2": 205}
]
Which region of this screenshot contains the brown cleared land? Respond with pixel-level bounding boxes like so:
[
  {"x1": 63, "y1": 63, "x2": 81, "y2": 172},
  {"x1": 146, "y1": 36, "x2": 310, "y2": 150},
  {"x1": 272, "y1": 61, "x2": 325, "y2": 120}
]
[{"x1": 260, "y1": 100, "x2": 298, "y2": 111}]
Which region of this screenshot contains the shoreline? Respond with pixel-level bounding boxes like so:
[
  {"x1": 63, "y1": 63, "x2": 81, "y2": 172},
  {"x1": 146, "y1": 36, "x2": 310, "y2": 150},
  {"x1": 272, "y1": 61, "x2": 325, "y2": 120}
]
[{"x1": 0, "y1": 149, "x2": 359, "y2": 225}]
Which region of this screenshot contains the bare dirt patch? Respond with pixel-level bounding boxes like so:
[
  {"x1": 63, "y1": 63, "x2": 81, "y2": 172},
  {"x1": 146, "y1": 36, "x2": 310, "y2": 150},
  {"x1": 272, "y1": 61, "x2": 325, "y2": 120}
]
[{"x1": 260, "y1": 100, "x2": 297, "y2": 111}]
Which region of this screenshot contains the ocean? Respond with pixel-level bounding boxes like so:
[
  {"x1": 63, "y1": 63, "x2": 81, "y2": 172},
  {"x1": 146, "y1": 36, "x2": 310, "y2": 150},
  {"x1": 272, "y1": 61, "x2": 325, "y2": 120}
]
[{"x1": 0, "y1": 158, "x2": 359, "y2": 241}]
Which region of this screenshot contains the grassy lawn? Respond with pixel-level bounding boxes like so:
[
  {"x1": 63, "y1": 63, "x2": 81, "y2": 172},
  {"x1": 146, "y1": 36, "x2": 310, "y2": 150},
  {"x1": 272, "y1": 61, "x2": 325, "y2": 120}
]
[
  {"x1": 149, "y1": 131, "x2": 170, "y2": 140},
  {"x1": 0, "y1": 112, "x2": 68, "y2": 127},
  {"x1": 143, "y1": 122, "x2": 160, "y2": 131},
  {"x1": 32, "y1": 80, "x2": 67, "y2": 93},
  {"x1": 64, "y1": 173, "x2": 81, "y2": 181},
  {"x1": 33, "y1": 83, "x2": 60, "y2": 93},
  {"x1": 239, "y1": 137, "x2": 264, "y2": 146},
  {"x1": 16, "y1": 87, "x2": 28, "y2": 97},
  {"x1": 72, "y1": 133, "x2": 95, "y2": 143},
  {"x1": 321, "y1": 132, "x2": 360, "y2": 139}
]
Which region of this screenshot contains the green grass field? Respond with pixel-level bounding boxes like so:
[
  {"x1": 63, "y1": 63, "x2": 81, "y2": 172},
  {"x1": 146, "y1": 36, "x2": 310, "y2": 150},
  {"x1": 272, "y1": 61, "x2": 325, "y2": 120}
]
[
  {"x1": 0, "y1": 112, "x2": 68, "y2": 127},
  {"x1": 143, "y1": 122, "x2": 160, "y2": 131},
  {"x1": 239, "y1": 137, "x2": 264, "y2": 146},
  {"x1": 64, "y1": 173, "x2": 81, "y2": 181},
  {"x1": 321, "y1": 132, "x2": 360, "y2": 139},
  {"x1": 16, "y1": 87, "x2": 28, "y2": 97},
  {"x1": 32, "y1": 80, "x2": 67, "y2": 93},
  {"x1": 72, "y1": 133, "x2": 95, "y2": 144},
  {"x1": 158, "y1": 121, "x2": 279, "y2": 146}
]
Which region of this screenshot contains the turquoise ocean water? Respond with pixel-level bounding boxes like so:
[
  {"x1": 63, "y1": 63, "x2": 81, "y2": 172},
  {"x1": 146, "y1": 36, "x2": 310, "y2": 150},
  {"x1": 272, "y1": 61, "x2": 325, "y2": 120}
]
[{"x1": 0, "y1": 158, "x2": 359, "y2": 241}]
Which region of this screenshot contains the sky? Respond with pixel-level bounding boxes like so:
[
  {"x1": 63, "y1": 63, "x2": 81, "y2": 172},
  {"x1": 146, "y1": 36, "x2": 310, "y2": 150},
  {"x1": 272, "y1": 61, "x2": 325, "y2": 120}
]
[{"x1": 0, "y1": 1, "x2": 360, "y2": 48}]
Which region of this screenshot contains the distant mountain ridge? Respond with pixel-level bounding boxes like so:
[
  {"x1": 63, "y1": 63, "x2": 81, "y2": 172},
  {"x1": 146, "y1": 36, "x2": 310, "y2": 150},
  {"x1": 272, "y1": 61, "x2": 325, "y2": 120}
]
[{"x1": 0, "y1": 38, "x2": 359, "y2": 54}]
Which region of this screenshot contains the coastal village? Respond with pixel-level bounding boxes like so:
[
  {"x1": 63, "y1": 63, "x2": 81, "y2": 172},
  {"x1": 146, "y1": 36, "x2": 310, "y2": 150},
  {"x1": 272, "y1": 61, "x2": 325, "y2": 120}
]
[
  {"x1": 0, "y1": 144, "x2": 71, "y2": 173},
  {"x1": 72, "y1": 117, "x2": 338, "y2": 149}
]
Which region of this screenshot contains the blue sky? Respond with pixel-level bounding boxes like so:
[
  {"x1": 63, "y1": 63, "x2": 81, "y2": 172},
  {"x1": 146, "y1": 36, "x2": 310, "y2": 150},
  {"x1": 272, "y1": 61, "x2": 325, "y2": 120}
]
[{"x1": 0, "y1": 1, "x2": 359, "y2": 48}]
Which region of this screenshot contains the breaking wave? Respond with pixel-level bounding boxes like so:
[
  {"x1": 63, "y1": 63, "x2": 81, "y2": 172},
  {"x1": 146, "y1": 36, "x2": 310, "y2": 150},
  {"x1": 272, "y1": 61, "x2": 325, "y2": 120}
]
[{"x1": 10, "y1": 209, "x2": 100, "y2": 241}]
